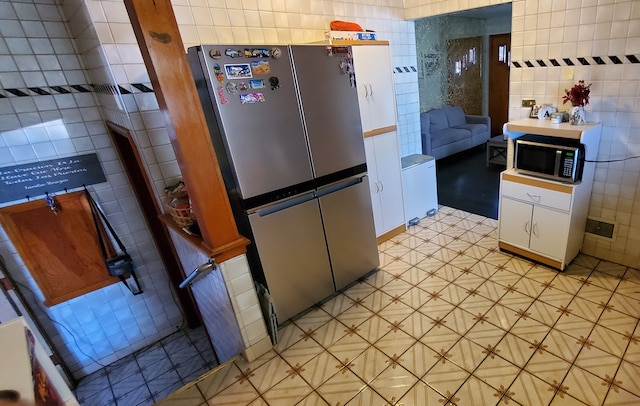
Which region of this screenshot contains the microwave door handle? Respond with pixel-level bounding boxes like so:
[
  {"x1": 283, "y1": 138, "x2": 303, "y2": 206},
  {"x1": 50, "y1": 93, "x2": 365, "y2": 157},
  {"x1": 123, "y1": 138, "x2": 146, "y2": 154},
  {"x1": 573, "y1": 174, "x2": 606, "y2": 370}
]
[{"x1": 554, "y1": 150, "x2": 562, "y2": 177}]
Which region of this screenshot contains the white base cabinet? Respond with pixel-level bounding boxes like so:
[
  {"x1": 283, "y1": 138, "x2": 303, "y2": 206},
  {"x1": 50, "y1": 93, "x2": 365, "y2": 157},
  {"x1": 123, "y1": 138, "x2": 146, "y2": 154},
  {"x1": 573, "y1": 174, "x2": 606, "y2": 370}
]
[
  {"x1": 364, "y1": 131, "x2": 405, "y2": 240},
  {"x1": 499, "y1": 170, "x2": 589, "y2": 270},
  {"x1": 500, "y1": 196, "x2": 569, "y2": 262}
]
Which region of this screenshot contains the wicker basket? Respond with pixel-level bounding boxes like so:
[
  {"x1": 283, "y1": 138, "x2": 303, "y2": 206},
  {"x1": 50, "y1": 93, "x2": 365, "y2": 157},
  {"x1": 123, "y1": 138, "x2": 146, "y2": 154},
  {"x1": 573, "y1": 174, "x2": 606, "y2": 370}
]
[
  {"x1": 164, "y1": 181, "x2": 195, "y2": 227},
  {"x1": 165, "y1": 202, "x2": 195, "y2": 228}
]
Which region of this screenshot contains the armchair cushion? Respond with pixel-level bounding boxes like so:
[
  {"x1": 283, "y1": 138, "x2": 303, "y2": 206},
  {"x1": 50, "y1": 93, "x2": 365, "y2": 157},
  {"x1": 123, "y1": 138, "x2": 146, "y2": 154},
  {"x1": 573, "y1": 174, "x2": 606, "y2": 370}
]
[
  {"x1": 444, "y1": 106, "x2": 466, "y2": 128},
  {"x1": 428, "y1": 108, "x2": 448, "y2": 132}
]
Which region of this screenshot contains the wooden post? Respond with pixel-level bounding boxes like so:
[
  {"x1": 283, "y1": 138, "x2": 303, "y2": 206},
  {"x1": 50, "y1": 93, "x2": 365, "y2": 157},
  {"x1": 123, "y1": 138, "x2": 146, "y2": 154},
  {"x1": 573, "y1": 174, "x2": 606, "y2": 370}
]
[{"x1": 123, "y1": 0, "x2": 249, "y2": 262}]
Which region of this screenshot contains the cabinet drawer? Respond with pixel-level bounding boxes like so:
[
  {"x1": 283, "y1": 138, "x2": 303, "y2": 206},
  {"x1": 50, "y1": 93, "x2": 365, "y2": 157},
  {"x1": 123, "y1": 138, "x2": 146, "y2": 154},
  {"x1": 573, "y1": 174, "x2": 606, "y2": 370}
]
[{"x1": 501, "y1": 180, "x2": 571, "y2": 211}]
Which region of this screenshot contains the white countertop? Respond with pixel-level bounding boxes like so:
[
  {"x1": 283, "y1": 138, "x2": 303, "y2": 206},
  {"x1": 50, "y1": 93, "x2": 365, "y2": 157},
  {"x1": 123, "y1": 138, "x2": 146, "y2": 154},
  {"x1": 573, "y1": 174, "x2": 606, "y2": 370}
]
[{"x1": 505, "y1": 118, "x2": 601, "y2": 140}]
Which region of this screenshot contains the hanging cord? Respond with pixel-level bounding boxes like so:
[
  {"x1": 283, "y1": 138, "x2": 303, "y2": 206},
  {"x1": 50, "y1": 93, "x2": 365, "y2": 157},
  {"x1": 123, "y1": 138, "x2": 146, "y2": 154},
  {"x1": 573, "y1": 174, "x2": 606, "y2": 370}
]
[
  {"x1": 15, "y1": 280, "x2": 107, "y2": 368},
  {"x1": 83, "y1": 187, "x2": 142, "y2": 295},
  {"x1": 584, "y1": 155, "x2": 640, "y2": 163}
]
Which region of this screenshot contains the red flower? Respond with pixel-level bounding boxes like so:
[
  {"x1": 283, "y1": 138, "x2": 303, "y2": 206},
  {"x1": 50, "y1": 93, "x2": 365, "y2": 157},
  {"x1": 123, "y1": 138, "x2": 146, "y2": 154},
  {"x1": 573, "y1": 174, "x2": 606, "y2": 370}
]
[{"x1": 562, "y1": 80, "x2": 591, "y2": 107}]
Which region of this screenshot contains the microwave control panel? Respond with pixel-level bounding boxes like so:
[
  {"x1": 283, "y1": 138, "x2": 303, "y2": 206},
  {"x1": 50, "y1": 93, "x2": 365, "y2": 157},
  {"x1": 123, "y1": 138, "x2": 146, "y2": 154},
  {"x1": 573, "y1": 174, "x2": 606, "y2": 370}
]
[{"x1": 561, "y1": 151, "x2": 576, "y2": 178}]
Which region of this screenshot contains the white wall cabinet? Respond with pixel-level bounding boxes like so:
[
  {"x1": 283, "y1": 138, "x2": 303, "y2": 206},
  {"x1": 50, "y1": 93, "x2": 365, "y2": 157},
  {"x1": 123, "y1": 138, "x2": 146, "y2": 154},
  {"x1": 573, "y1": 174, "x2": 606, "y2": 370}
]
[
  {"x1": 352, "y1": 45, "x2": 397, "y2": 133},
  {"x1": 352, "y1": 42, "x2": 405, "y2": 241},
  {"x1": 365, "y1": 131, "x2": 405, "y2": 238}
]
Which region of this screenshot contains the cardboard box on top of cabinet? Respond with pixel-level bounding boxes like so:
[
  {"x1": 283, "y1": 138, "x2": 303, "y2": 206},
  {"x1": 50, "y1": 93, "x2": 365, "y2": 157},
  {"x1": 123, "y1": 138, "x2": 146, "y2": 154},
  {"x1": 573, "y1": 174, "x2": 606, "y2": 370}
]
[{"x1": 325, "y1": 31, "x2": 377, "y2": 42}]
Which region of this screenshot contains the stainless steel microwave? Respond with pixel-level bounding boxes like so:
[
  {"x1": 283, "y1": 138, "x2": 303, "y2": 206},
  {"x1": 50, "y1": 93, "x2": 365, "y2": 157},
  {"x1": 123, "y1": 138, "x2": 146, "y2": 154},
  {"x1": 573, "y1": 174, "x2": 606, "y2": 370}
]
[{"x1": 514, "y1": 134, "x2": 585, "y2": 183}]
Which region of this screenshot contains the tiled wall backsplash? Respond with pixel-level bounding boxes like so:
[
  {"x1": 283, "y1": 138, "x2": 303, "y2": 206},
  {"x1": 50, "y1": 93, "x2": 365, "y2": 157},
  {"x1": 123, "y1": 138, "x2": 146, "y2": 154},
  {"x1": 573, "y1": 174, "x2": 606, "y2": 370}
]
[
  {"x1": 0, "y1": 0, "x2": 182, "y2": 378},
  {"x1": 1, "y1": 0, "x2": 639, "y2": 379}
]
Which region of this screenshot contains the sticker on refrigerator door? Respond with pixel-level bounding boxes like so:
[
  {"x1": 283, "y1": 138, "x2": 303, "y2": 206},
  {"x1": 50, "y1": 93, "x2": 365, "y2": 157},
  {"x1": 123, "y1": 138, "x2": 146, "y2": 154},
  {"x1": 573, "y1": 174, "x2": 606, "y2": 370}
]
[
  {"x1": 217, "y1": 86, "x2": 228, "y2": 104},
  {"x1": 213, "y1": 64, "x2": 224, "y2": 83},
  {"x1": 239, "y1": 93, "x2": 265, "y2": 104},
  {"x1": 225, "y1": 82, "x2": 238, "y2": 94},
  {"x1": 224, "y1": 48, "x2": 241, "y2": 58},
  {"x1": 244, "y1": 48, "x2": 270, "y2": 58},
  {"x1": 269, "y1": 76, "x2": 280, "y2": 90},
  {"x1": 251, "y1": 60, "x2": 270, "y2": 75},
  {"x1": 339, "y1": 58, "x2": 354, "y2": 75},
  {"x1": 238, "y1": 82, "x2": 248, "y2": 91},
  {"x1": 270, "y1": 48, "x2": 282, "y2": 59},
  {"x1": 249, "y1": 79, "x2": 265, "y2": 89},
  {"x1": 209, "y1": 49, "x2": 222, "y2": 59},
  {"x1": 225, "y1": 63, "x2": 252, "y2": 79}
]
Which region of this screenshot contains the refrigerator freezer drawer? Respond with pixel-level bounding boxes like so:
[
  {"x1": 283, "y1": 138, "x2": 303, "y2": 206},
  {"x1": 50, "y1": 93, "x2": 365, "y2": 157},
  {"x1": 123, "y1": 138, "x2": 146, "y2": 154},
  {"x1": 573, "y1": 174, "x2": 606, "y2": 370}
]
[
  {"x1": 248, "y1": 198, "x2": 334, "y2": 322},
  {"x1": 318, "y1": 175, "x2": 379, "y2": 291}
]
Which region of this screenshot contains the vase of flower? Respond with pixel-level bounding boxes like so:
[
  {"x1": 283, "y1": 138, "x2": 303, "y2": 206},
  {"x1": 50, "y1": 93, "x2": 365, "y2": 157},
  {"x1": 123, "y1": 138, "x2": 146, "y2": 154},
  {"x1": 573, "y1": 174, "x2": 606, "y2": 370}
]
[
  {"x1": 563, "y1": 80, "x2": 591, "y2": 125},
  {"x1": 570, "y1": 105, "x2": 586, "y2": 125}
]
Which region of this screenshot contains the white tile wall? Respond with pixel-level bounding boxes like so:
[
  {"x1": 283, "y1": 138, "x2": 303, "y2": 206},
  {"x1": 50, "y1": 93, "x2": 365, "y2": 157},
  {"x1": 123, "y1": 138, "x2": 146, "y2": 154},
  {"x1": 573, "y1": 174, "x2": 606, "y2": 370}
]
[
  {"x1": 218, "y1": 255, "x2": 269, "y2": 348},
  {"x1": 0, "y1": 0, "x2": 183, "y2": 379}
]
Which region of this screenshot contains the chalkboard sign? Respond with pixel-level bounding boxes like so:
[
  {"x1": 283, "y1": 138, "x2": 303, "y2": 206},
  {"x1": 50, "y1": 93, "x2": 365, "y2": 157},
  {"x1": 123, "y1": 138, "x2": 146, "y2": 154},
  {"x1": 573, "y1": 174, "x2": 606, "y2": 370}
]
[{"x1": 0, "y1": 153, "x2": 107, "y2": 204}]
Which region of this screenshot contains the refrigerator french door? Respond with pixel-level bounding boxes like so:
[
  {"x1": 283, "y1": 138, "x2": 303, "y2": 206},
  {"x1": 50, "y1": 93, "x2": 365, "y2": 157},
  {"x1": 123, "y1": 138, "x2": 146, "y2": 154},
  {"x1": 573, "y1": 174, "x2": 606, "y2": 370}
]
[{"x1": 188, "y1": 44, "x2": 379, "y2": 324}]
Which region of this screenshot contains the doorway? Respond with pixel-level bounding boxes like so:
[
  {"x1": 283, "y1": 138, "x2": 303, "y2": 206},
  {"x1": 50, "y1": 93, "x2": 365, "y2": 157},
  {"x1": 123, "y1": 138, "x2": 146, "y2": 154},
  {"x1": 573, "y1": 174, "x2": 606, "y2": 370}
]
[
  {"x1": 489, "y1": 33, "x2": 511, "y2": 135},
  {"x1": 105, "y1": 121, "x2": 200, "y2": 328},
  {"x1": 415, "y1": 4, "x2": 512, "y2": 219}
]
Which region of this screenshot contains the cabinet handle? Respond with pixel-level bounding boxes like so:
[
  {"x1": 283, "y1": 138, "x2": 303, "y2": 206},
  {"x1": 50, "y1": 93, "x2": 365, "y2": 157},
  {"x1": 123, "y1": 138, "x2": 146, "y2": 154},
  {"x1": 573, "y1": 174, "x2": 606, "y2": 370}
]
[
  {"x1": 374, "y1": 181, "x2": 380, "y2": 193},
  {"x1": 524, "y1": 221, "x2": 530, "y2": 234},
  {"x1": 526, "y1": 193, "x2": 541, "y2": 202},
  {"x1": 368, "y1": 83, "x2": 374, "y2": 97},
  {"x1": 532, "y1": 223, "x2": 539, "y2": 237},
  {"x1": 362, "y1": 84, "x2": 369, "y2": 98},
  {"x1": 379, "y1": 180, "x2": 384, "y2": 192}
]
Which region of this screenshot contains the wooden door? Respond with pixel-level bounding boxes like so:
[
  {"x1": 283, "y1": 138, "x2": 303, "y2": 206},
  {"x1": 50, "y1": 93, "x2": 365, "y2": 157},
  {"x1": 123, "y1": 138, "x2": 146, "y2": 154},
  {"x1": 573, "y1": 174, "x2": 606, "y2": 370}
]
[{"x1": 489, "y1": 33, "x2": 511, "y2": 135}]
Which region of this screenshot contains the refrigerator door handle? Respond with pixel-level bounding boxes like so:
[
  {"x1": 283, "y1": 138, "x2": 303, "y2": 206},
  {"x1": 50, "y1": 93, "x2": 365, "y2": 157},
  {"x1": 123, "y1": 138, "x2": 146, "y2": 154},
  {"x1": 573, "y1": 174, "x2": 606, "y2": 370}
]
[
  {"x1": 315, "y1": 176, "x2": 364, "y2": 198},
  {"x1": 253, "y1": 192, "x2": 316, "y2": 217}
]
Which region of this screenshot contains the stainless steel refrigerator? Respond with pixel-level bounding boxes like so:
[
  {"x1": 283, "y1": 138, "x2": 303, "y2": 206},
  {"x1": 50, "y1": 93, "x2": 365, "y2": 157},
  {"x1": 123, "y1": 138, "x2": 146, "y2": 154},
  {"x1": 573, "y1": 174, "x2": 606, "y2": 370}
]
[{"x1": 188, "y1": 44, "x2": 379, "y2": 324}]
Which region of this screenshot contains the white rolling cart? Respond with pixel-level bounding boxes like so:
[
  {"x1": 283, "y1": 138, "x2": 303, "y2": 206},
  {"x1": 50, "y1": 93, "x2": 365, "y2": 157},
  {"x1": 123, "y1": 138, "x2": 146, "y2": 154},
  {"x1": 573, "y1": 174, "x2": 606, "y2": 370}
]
[{"x1": 401, "y1": 154, "x2": 439, "y2": 225}]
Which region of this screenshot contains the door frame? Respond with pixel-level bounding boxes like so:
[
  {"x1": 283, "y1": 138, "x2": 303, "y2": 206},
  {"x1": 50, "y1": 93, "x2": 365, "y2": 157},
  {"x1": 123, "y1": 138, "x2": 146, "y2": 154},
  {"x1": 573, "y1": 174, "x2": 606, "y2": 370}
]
[{"x1": 106, "y1": 121, "x2": 200, "y2": 328}]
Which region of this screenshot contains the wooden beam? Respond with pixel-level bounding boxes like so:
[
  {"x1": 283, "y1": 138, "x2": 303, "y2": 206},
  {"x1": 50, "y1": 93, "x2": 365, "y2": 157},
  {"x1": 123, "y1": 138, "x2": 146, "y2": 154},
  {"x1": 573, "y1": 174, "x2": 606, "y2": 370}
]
[{"x1": 123, "y1": 0, "x2": 249, "y2": 259}]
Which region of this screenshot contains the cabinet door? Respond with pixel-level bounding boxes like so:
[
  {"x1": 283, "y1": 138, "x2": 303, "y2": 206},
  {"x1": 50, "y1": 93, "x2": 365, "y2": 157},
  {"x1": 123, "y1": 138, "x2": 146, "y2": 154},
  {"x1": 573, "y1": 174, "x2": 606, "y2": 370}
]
[
  {"x1": 499, "y1": 197, "x2": 533, "y2": 249},
  {"x1": 529, "y1": 206, "x2": 569, "y2": 260},
  {"x1": 374, "y1": 131, "x2": 405, "y2": 234},
  {"x1": 364, "y1": 136, "x2": 383, "y2": 234},
  {"x1": 352, "y1": 45, "x2": 397, "y2": 132}
]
